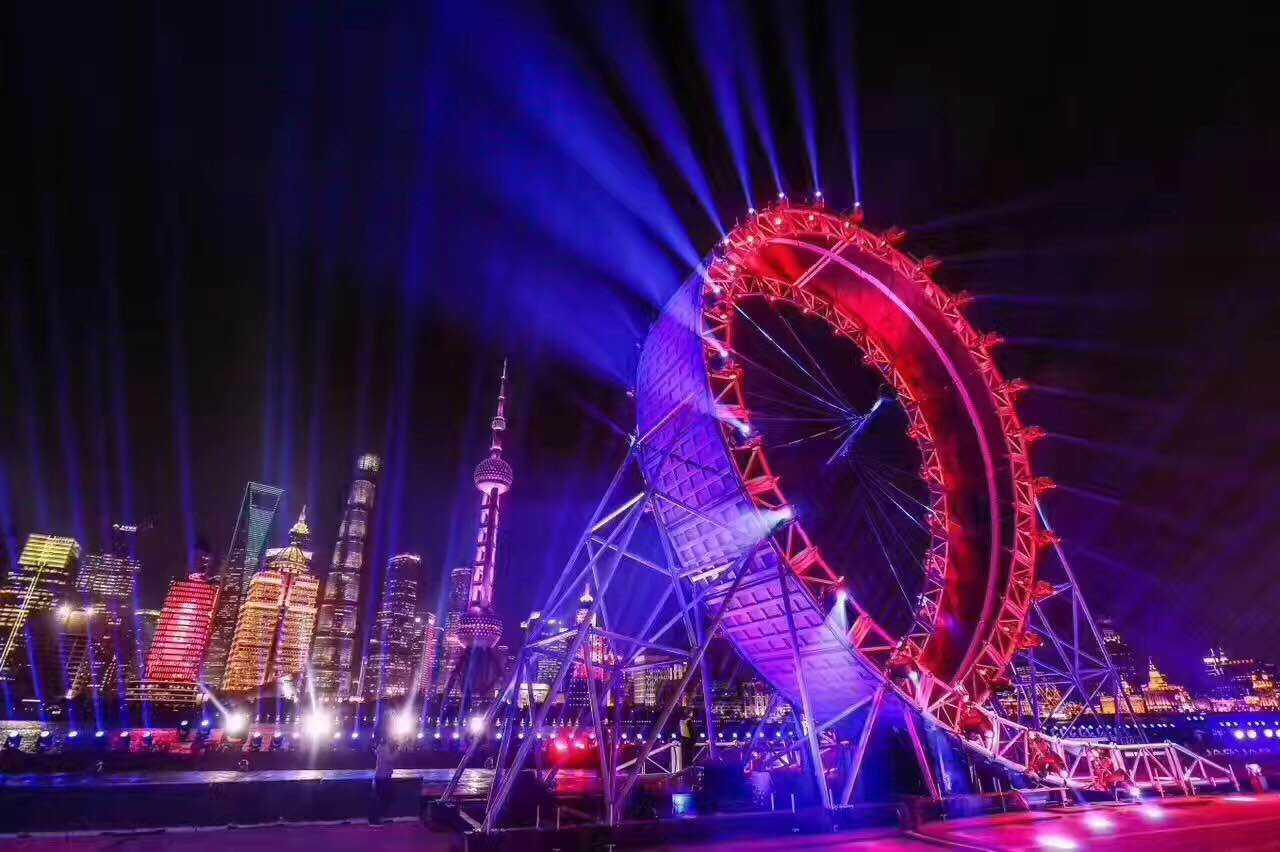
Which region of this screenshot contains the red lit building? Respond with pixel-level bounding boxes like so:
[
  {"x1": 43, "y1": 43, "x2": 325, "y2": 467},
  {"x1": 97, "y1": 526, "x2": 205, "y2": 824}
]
[{"x1": 128, "y1": 571, "x2": 219, "y2": 707}]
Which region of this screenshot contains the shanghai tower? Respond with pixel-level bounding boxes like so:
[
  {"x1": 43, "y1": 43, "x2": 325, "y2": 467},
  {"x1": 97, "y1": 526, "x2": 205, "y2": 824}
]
[{"x1": 309, "y1": 453, "x2": 380, "y2": 703}]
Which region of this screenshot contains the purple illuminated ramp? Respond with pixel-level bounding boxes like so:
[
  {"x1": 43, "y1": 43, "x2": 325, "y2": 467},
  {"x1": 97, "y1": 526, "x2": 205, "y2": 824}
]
[{"x1": 635, "y1": 272, "x2": 885, "y2": 725}]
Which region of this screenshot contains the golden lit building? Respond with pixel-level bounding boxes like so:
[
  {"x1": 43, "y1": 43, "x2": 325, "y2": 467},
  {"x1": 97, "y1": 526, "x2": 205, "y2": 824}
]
[
  {"x1": 221, "y1": 509, "x2": 318, "y2": 694},
  {"x1": 1252, "y1": 671, "x2": 1280, "y2": 710},
  {"x1": 1141, "y1": 657, "x2": 1192, "y2": 713},
  {"x1": 629, "y1": 654, "x2": 688, "y2": 708},
  {"x1": 0, "y1": 534, "x2": 81, "y2": 700},
  {"x1": 1100, "y1": 680, "x2": 1147, "y2": 715},
  {"x1": 1, "y1": 535, "x2": 80, "y2": 620}
]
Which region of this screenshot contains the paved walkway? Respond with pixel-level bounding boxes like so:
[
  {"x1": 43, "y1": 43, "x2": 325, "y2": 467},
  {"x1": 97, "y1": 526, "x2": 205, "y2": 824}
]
[
  {"x1": 911, "y1": 794, "x2": 1280, "y2": 851},
  {"x1": 4, "y1": 795, "x2": 1280, "y2": 850},
  {"x1": 0, "y1": 821, "x2": 923, "y2": 851}
]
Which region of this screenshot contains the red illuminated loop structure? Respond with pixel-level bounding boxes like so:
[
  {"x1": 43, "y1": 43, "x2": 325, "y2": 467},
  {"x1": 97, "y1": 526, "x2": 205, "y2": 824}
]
[
  {"x1": 636, "y1": 201, "x2": 1049, "y2": 741},
  {"x1": 445, "y1": 201, "x2": 1237, "y2": 833}
]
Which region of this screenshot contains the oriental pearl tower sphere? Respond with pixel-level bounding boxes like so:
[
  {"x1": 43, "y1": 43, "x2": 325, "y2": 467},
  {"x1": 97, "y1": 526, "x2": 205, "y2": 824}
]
[{"x1": 457, "y1": 361, "x2": 512, "y2": 651}]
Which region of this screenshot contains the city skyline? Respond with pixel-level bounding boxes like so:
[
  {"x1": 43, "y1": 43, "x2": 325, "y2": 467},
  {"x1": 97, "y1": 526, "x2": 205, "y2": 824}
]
[
  {"x1": 0, "y1": 457, "x2": 492, "y2": 653},
  {"x1": 0, "y1": 362, "x2": 531, "y2": 718},
  {"x1": 10, "y1": 504, "x2": 1280, "y2": 716},
  {"x1": 5, "y1": 443, "x2": 1279, "y2": 696}
]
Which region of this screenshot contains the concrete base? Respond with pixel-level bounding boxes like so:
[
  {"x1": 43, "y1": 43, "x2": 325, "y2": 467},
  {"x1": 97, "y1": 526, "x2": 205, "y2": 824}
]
[{"x1": 427, "y1": 803, "x2": 905, "y2": 851}]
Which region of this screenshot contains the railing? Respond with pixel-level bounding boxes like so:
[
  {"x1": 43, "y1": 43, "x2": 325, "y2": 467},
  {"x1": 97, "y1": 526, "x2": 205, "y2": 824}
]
[{"x1": 896, "y1": 669, "x2": 1238, "y2": 794}]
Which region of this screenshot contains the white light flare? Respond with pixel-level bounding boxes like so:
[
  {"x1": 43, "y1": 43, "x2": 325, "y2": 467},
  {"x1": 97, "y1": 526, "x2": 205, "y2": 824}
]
[
  {"x1": 392, "y1": 711, "x2": 416, "y2": 741},
  {"x1": 304, "y1": 711, "x2": 333, "y2": 740},
  {"x1": 224, "y1": 712, "x2": 248, "y2": 738}
]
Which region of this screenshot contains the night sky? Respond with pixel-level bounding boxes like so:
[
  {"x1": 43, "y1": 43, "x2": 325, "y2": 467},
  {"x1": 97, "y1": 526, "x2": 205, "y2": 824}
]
[{"x1": 4, "y1": 2, "x2": 1279, "y2": 686}]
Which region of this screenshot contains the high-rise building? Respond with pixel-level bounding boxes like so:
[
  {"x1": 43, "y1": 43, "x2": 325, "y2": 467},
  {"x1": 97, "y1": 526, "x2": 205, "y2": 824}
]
[
  {"x1": 205, "y1": 483, "x2": 284, "y2": 689},
  {"x1": 51, "y1": 605, "x2": 106, "y2": 700},
  {"x1": 1098, "y1": 616, "x2": 1139, "y2": 690},
  {"x1": 124, "y1": 605, "x2": 164, "y2": 693},
  {"x1": 414, "y1": 612, "x2": 443, "y2": 699},
  {"x1": 448, "y1": 566, "x2": 470, "y2": 615},
  {"x1": 740, "y1": 678, "x2": 772, "y2": 719},
  {"x1": 310, "y1": 453, "x2": 380, "y2": 704},
  {"x1": 75, "y1": 523, "x2": 141, "y2": 607},
  {"x1": 566, "y1": 585, "x2": 611, "y2": 711},
  {"x1": 1203, "y1": 646, "x2": 1279, "y2": 709},
  {"x1": 439, "y1": 566, "x2": 471, "y2": 696},
  {"x1": 128, "y1": 570, "x2": 219, "y2": 707},
  {"x1": 628, "y1": 655, "x2": 687, "y2": 709},
  {"x1": 497, "y1": 643, "x2": 513, "y2": 675},
  {"x1": 452, "y1": 362, "x2": 513, "y2": 704},
  {"x1": 55, "y1": 602, "x2": 153, "y2": 703},
  {"x1": 222, "y1": 509, "x2": 318, "y2": 695},
  {"x1": 70, "y1": 524, "x2": 145, "y2": 700},
  {"x1": 409, "y1": 615, "x2": 425, "y2": 690},
  {"x1": 362, "y1": 553, "x2": 421, "y2": 701},
  {"x1": 134, "y1": 609, "x2": 162, "y2": 659},
  {"x1": 0, "y1": 535, "x2": 81, "y2": 702},
  {"x1": 532, "y1": 617, "x2": 565, "y2": 685},
  {"x1": 2, "y1": 535, "x2": 81, "y2": 614}
]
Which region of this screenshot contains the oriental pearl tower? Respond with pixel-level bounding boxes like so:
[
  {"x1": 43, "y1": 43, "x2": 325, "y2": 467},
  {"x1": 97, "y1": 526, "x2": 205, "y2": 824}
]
[{"x1": 455, "y1": 361, "x2": 512, "y2": 669}]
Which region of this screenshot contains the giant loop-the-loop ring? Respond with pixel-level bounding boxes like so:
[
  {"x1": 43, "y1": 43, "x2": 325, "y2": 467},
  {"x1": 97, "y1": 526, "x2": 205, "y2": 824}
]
[{"x1": 635, "y1": 201, "x2": 1048, "y2": 730}]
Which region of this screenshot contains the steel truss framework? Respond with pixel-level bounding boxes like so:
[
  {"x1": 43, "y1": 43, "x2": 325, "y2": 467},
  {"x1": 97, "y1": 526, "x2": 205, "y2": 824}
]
[
  {"x1": 441, "y1": 203, "x2": 1235, "y2": 832},
  {"x1": 1006, "y1": 502, "x2": 1147, "y2": 741},
  {"x1": 440, "y1": 445, "x2": 1234, "y2": 831}
]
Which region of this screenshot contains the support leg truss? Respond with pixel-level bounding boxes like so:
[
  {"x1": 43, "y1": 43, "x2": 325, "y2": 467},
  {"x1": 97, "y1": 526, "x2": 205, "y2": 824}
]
[
  {"x1": 439, "y1": 452, "x2": 1237, "y2": 835},
  {"x1": 1008, "y1": 501, "x2": 1145, "y2": 741}
]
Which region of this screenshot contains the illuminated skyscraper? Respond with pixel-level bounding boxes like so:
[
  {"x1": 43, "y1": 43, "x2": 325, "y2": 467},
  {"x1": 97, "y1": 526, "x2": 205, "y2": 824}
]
[
  {"x1": 205, "y1": 482, "x2": 284, "y2": 689},
  {"x1": 362, "y1": 553, "x2": 420, "y2": 700},
  {"x1": 1203, "y1": 646, "x2": 1278, "y2": 708},
  {"x1": 0, "y1": 535, "x2": 81, "y2": 701},
  {"x1": 222, "y1": 509, "x2": 318, "y2": 695},
  {"x1": 457, "y1": 362, "x2": 512, "y2": 652},
  {"x1": 414, "y1": 612, "x2": 443, "y2": 699},
  {"x1": 535, "y1": 617, "x2": 566, "y2": 687},
  {"x1": 128, "y1": 570, "x2": 219, "y2": 707},
  {"x1": 439, "y1": 565, "x2": 471, "y2": 696},
  {"x1": 310, "y1": 453, "x2": 380, "y2": 703},
  {"x1": 55, "y1": 604, "x2": 104, "y2": 700},
  {"x1": 2, "y1": 535, "x2": 80, "y2": 614},
  {"x1": 75, "y1": 523, "x2": 141, "y2": 607},
  {"x1": 134, "y1": 609, "x2": 162, "y2": 659},
  {"x1": 71, "y1": 524, "x2": 143, "y2": 700},
  {"x1": 739, "y1": 678, "x2": 772, "y2": 720},
  {"x1": 566, "y1": 585, "x2": 611, "y2": 711},
  {"x1": 1098, "y1": 616, "x2": 1139, "y2": 690},
  {"x1": 628, "y1": 655, "x2": 687, "y2": 709}
]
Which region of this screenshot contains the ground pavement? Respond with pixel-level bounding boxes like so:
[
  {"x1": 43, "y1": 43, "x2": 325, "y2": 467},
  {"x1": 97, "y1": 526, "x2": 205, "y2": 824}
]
[{"x1": 4, "y1": 794, "x2": 1280, "y2": 850}]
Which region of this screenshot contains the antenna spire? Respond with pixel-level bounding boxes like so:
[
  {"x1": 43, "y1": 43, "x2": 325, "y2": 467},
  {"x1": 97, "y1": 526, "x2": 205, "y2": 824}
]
[{"x1": 490, "y1": 358, "x2": 508, "y2": 453}]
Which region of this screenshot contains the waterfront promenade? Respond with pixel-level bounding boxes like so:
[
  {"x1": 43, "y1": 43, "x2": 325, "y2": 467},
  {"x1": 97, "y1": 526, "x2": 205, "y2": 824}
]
[{"x1": 4, "y1": 793, "x2": 1280, "y2": 850}]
